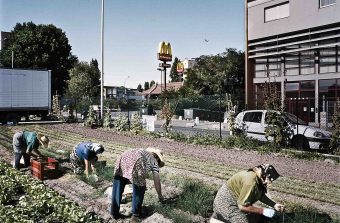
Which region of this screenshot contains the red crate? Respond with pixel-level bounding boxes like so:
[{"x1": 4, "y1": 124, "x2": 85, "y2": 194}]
[{"x1": 31, "y1": 157, "x2": 59, "y2": 180}]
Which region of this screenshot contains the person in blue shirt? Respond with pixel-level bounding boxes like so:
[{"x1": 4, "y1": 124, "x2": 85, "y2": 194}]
[
  {"x1": 70, "y1": 142, "x2": 105, "y2": 177},
  {"x1": 12, "y1": 131, "x2": 49, "y2": 169}
]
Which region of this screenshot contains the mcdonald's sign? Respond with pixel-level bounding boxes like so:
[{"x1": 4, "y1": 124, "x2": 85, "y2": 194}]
[
  {"x1": 177, "y1": 61, "x2": 184, "y2": 73},
  {"x1": 157, "y1": 41, "x2": 172, "y2": 62}
]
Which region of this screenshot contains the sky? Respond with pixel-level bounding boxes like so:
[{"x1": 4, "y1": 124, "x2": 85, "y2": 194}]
[{"x1": 0, "y1": 0, "x2": 245, "y2": 89}]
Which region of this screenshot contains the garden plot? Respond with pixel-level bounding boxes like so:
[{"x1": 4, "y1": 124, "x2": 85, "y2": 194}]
[{"x1": 0, "y1": 124, "x2": 339, "y2": 222}]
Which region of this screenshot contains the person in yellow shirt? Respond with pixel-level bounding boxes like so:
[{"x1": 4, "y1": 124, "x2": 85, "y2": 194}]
[{"x1": 211, "y1": 164, "x2": 284, "y2": 223}]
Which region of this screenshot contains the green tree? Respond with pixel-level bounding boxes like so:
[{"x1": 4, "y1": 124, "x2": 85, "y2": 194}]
[
  {"x1": 0, "y1": 22, "x2": 78, "y2": 95},
  {"x1": 170, "y1": 57, "x2": 180, "y2": 82},
  {"x1": 150, "y1": 80, "x2": 155, "y2": 87},
  {"x1": 137, "y1": 84, "x2": 143, "y2": 92},
  {"x1": 144, "y1": 82, "x2": 150, "y2": 91},
  {"x1": 184, "y1": 48, "x2": 244, "y2": 98},
  {"x1": 66, "y1": 60, "x2": 100, "y2": 99},
  {"x1": 330, "y1": 98, "x2": 340, "y2": 152}
]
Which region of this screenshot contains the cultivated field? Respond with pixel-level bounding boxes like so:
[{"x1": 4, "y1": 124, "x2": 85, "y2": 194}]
[{"x1": 0, "y1": 123, "x2": 339, "y2": 223}]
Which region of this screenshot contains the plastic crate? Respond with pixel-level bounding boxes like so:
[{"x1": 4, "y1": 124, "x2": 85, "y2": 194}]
[{"x1": 30, "y1": 157, "x2": 59, "y2": 180}]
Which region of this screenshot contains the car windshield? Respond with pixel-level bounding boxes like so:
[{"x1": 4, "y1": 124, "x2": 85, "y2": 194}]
[{"x1": 283, "y1": 112, "x2": 307, "y2": 125}]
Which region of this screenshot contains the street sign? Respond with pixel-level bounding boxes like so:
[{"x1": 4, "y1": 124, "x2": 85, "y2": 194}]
[
  {"x1": 157, "y1": 41, "x2": 172, "y2": 62},
  {"x1": 159, "y1": 63, "x2": 171, "y2": 68}
]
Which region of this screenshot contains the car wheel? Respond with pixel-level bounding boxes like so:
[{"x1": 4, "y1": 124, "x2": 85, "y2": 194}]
[
  {"x1": 6, "y1": 113, "x2": 20, "y2": 125},
  {"x1": 293, "y1": 136, "x2": 309, "y2": 151}
]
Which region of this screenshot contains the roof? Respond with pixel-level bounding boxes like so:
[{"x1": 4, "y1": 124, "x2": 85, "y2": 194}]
[{"x1": 140, "y1": 82, "x2": 183, "y2": 95}]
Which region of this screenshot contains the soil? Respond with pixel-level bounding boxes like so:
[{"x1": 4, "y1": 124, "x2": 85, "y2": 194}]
[{"x1": 1, "y1": 123, "x2": 339, "y2": 222}]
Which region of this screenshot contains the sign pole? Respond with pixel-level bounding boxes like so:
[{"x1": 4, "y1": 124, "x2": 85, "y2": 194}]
[{"x1": 164, "y1": 63, "x2": 167, "y2": 90}]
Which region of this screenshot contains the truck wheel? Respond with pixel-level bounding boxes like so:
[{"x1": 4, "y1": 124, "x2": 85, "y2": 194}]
[
  {"x1": 6, "y1": 113, "x2": 20, "y2": 125},
  {"x1": 293, "y1": 136, "x2": 309, "y2": 151}
]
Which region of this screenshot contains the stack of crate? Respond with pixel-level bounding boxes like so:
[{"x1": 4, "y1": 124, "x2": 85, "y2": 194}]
[{"x1": 31, "y1": 157, "x2": 59, "y2": 180}]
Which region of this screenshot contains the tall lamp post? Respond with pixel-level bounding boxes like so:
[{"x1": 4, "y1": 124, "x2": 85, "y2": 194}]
[
  {"x1": 100, "y1": 0, "x2": 105, "y2": 120},
  {"x1": 124, "y1": 76, "x2": 130, "y2": 130}
]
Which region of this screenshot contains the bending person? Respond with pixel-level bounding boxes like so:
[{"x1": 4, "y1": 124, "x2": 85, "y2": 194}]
[
  {"x1": 110, "y1": 147, "x2": 165, "y2": 220},
  {"x1": 13, "y1": 131, "x2": 49, "y2": 169},
  {"x1": 70, "y1": 142, "x2": 105, "y2": 177},
  {"x1": 211, "y1": 164, "x2": 284, "y2": 223}
]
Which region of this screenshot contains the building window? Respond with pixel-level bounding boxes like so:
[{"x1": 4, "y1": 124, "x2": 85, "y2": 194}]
[
  {"x1": 320, "y1": 0, "x2": 336, "y2": 8},
  {"x1": 319, "y1": 47, "x2": 337, "y2": 73},
  {"x1": 264, "y1": 2, "x2": 290, "y2": 22}
]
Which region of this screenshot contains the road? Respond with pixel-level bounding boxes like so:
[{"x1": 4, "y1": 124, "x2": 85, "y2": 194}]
[{"x1": 154, "y1": 124, "x2": 230, "y2": 137}]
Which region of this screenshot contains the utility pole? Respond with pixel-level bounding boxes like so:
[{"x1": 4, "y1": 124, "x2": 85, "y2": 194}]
[
  {"x1": 100, "y1": 0, "x2": 105, "y2": 120},
  {"x1": 11, "y1": 51, "x2": 14, "y2": 68}
]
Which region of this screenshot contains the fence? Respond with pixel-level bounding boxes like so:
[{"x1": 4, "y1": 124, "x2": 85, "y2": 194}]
[{"x1": 58, "y1": 95, "x2": 245, "y2": 138}]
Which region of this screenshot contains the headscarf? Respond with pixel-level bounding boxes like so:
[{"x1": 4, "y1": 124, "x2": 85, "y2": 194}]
[
  {"x1": 90, "y1": 143, "x2": 104, "y2": 154},
  {"x1": 249, "y1": 164, "x2": 281, "y2": 193},
  {"x1": 256, "y1": 164, "x2": 280, "y2": 182}
]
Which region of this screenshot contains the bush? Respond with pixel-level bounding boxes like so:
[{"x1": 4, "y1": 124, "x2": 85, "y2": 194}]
[
  {"x1": 130, "y1": 113, "x2": 142, "y2": 134},
  {"x1": 103, "y1": 108, "x2": 112, "y2": 128},
  {"x1": 112, "y1": 114, "x2": 129, "y2": 131}
]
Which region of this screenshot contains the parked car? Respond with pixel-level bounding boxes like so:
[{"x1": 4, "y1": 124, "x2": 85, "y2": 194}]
[{"x1": 234, "y1": 110, "x2": 333, "y2": 151}]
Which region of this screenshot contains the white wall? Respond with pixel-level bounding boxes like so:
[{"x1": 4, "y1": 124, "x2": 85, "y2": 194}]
[{"x1": 248, "y1": 0, "x2": 340, "y2": 40}]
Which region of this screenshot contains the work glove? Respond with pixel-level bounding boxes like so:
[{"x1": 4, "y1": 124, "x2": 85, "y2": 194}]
[
  {"x1": 263, "y1": 208, "x2": 275, "y2": 218},
  {"x1": 274, "y1": 203, "x2": 285, "y2": 212}
]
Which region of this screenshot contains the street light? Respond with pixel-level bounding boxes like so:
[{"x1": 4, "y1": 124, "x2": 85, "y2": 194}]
[{"x1": 100, "y1": 0, "x2": 105, "y2": 120}]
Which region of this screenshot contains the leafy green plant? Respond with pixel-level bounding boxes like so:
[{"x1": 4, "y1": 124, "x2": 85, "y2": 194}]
[
  {"x1": 261, "y1": 79, "x2": 290, "y2": 149},
  {"x1": 264, "y1": 111, "x2": 292, "y2": 149},
  {"x1": 103, "y1": 107, "x2": 112, "y2": 128},
  {"x1": 160, "y1": 98, "x2": 173, "y2": 133},
  {"x1": 272, "y1": 202, "x2": 338, "y2": 223},
  {"x1": 50, "y1": 94, "x2": 65, "y2": 121},
  {"x1": 0, "y1": 162, "x2": 102, "y2": 222},
  {"x1": 84, "y1": 106, "x2": 97, "y2": 127},
  {"x1": 331, "y1": 98, "x2": 340, "y2": 154},
  {"x1": 112, "y1": 114, "x2": 129, "y2": 131},
  {"x1": 130, "y1": 113, "x2": 143, "y2": 134}
]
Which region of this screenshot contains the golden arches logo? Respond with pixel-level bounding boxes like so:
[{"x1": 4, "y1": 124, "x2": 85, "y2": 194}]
[
  {"x1": 157, "y1": 41, "x2": 172, "y2": 62},
  {"x1": 177, "y1": 61, "x2": 184, "y2": 73}
]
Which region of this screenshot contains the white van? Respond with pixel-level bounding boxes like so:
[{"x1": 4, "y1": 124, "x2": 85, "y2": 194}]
[{"x1": 234, "y1": 110, "x2": 333, "y2": 151}]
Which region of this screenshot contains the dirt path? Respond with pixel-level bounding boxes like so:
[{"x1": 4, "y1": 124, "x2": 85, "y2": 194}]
[{"x1": 49, "y1": 124, "x2": 340, "y2": 184}]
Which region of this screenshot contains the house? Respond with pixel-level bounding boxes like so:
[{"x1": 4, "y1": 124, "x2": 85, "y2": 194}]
[
  {"x1": 140, "y1": 82, "x2": 184, "y2": 99},
  {"x1": 104, "y1": 86, "x2": 142, "y2": 101},
  {"x1": 245, "y1": 0, "x2": 340, "y2": 125}
]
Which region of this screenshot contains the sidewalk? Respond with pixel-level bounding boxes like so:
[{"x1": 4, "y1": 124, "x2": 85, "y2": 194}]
[{"x1": 155, "y1": 119, "x2": 229, "y2": 131}]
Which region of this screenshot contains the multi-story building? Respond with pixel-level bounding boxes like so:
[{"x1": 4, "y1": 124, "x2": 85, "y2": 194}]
[
  {"x1": 0, "y1": 31, "x2": 10, "y2": 50},
  {"x1": 245, "y1": 0, "x2": 340, "y2": 125},
  {"x1": 182, "y1": 58, "x2": 196, "y2": 80}
]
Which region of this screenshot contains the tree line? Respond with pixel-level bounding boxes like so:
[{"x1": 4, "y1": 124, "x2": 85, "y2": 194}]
[{"x1": 0, "y1": 22, "x2": 245, "y2": 101}]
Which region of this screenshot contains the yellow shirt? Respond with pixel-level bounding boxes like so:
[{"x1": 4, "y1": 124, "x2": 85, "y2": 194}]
[{"x1": 227, "y1": 170, "x2": 275, "y2": 207}]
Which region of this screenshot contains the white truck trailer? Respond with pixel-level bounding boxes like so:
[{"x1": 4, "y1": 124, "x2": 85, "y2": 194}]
[{"x1": 0, "y1": 68, "x2": 52, "y2": 124}]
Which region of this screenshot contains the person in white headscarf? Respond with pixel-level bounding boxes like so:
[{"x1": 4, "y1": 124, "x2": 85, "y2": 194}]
[
  {"x1": 69, "y1": 142, "x2": 104, "y2": 177},
  {"x1": 211, "y1": 164, "x2": 284, "y2": 223}
]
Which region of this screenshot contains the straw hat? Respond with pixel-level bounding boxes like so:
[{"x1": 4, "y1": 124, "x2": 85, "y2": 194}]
[
  {"x1": 146, "y1": 147, "x2": 165, "y2": 167},
  {"x1": 37, "y1": 134, "x2": 49, "y2": 148}
]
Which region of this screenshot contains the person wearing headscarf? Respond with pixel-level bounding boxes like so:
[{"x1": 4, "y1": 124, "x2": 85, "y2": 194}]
[
  {"x1": 110, "y1": 147, "x2": 165, "y2": 221},
  {"x1": 211, "y1": 164, "x2": 285, "y2": 223},
  {"x1": 69, "y1": 142, "x2": 105, "y2": 177},
  {"x1": 12, "y1": 131, "x2": 49, "y2": 169}
]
